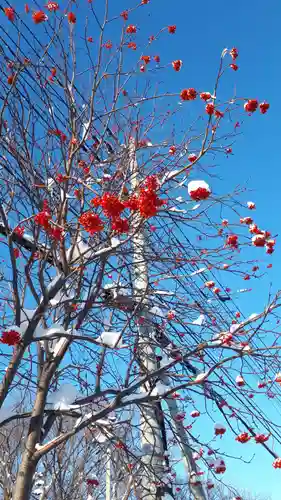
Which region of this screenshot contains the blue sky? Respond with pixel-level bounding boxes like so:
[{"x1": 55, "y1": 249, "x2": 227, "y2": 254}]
[{"x1": 2, "y1": 0, "x2": 281, "y2": 496}]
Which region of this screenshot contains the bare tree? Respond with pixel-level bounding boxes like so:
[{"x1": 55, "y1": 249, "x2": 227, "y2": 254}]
[{"x1": 0, "y1": 2, "x2": 277, "y2": 500}]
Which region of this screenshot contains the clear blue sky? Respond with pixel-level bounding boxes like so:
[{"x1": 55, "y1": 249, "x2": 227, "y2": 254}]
[{"x1": 4, "y1": 0, "x2": 281, "y2": 496}]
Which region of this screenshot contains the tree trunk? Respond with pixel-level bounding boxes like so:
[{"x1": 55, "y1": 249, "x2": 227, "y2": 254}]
[
  {"x1": 130, "y1": 140, "x2": 165, "y2": 499},
  {"x1": 13, "y1": 457, "x2": 37, "y2": 500},
  {"x1": 13, "y1": 371, "x2": 50, "y2": 500}
]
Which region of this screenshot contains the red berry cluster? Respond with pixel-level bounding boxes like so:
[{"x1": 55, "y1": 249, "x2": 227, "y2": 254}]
[
  {"x1": 111, "y1": 217, "x2": 129, "y2": 233},
  {"x1": 49, "y1": 227, "x2": 64, "y2": 241},
  {"x1": 180, "y1": 88, "x2": 197, "y2": 101},
  {"x1": 125, "y1": 195, "x2": 139, "y2": 211},
  {"x1": 126, "y1": 24, "x2": 137, "y2": 34},
  {"x1": 172, "y1": 60, "x2": 182, "y2": 72},
  {"x1": 273, "y1": 458, "x2": 281, "y2": 469},
  {"x1": 120, "y1": 10, "x2": 129, "y2": 21},
  {"x1": 141, "y1": 55, "x2": 151, "y2": 65},
  {"x1": 200, "y1": 92, "x2": 211, "y2": 101},
  {"x1": 244, "y1": 99, "x2": 258, "y2": 113},
  {"x1": 249, "y1": 223, "x2": 275, "y2": 253},
  {"x1": 48, "y1": 129, "x2": 67, "y2": 142},
  {"x1": 81, "y1": 177, "x2": 165, "y2": 236},
  {"x1": 34, "y1": 200, "x2": 64, "y2": 241},
  {"x1": 4, "y1": 7, "x2": 15, "y2": 22},
  {"x1": 135, "y1": 176, "x2": 166, "y2": 218},
  {"x1": 244, "y1": 99, "x2": 269, "y2": 114},
  {"x1": 91, "y1": 193, "x2": 129, "y2": 234},
  {"x1": 230, "y1": 47, "x2": 238, "y2": 60},
  {"x1": 240, "y1": 216, "x2": 253, "y2": 225},
  {"x1": 206, "y1": 103, "x2": 215, "y2": 115},
  {"x1": 14, "y1": 226, "x2": 25, "y2": 237},
  {"x1": 235, "y1": 432, "x2": 251, "y2": 443},
  {"x1": 86, "y1": 478, "x2": 99, "y2": 487},
  {"x1": 13, "y1": 248, "x2": 20, "y2": 259},
  {"x1": 92, "y1": 193, "x2": 125, "y2": 218},
  {"x1": 168, "y1": 25, "x2": 176, "y2": 34},
  {"x1": 79, "y1": 211, "x2": 104, "y2": 235},
  {"x1": 255, "y1": 433, "x2": 269, "y2": 444},
  {"x1": 226, "y1": 234, "x2": 239, "y2": 249},
  {"x1": 34, "y1": 200, "x2": 51, "y2": 230},
  {"x1": 1, "y1": 329, "x2": 21, "y2": 346}
]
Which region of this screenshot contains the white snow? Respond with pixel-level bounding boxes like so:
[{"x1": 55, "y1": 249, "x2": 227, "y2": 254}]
[
  {"x1": 111, "y1": 237, "x2": 121, "y2": 247},
  {"x1": 191, "y1": 203, "x2": 201, "y2": 210},
  {"x1": 34, "y1": 480, "x2": 44, "y2": 487},
  {"x1": 34, "y1": 325, "x2": 68, "y2": 339},
  {"x1": 248, "y1": 313, "x2": 259, "y2": 321},
  {"x1": 149, "y1": 306, "x2": 165, "y2": 318},
  {"x1": 23, "y1": 233, "x2": 34, "y2": 242},
  {"x1": 66, "y1": 238, "x2": 93, "y2": 262},
  {"x1": 151, "y1": 382, "x2": 169, "y2": 396},
  {"x1": 121, "y1": 392, "x2": 150, "y2": 404},
  {"x1": 47, "y1": 384, "x2": 78, "y2": 410},
  {"x1": 95, "y1": 331, "x2": 125, "y2": 348},
  {"x1": 82, "y1": 119, "x2": 91, "y2": 141},
  {"x1": 50, "y1": 287, "x2": 75, "y2": 307},
  {"x1": 230, "y1": 324, "x2": 240, "y2": 334},
  {"x1": 161, "y1": 170, "x2": 180, "y2": 182},
  {"x1": 46, "y1": 273, "x2": 63, "y2": 292},
  {"x1": 52, "y1": 337, "x2": 68, "y2": 357},
  {"x1": 94, "y1": 246, "x2": 112, "y2": 256},
  {"x1": 188, "y1": 180, "x2": 211, "y2": 196},
  {"x1": 192, "y1": 314, "x2": 206, "y2": 326},
  {"x1": 7, "y1": 309, "x2": 45, "y2": 338},
  {"x1": 194, "y1": 372, "x2": 207, "y2": 383},
  {"x1": 169, "y1": 207, "x2": 187, "y2": 214},
  {"x1": 33, "y1": 488, "x2": 44, "y2": 496},
  {"x1": 189, "y1": 267, "x2": 207, "y2": 276},
  {"x1": 104, "y1": 281, "x2": 131, "y2": 297}
]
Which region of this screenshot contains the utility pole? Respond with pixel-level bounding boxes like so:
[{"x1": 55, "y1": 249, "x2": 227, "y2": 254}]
[{"x1": 130, "y1": 139, "x2": 165, "y2": 499}]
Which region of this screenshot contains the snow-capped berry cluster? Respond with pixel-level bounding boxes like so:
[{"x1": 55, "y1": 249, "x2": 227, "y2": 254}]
[
  {"x1": 214, "y1": 423, "x2": 226, "y2": 436},
  {"x1": 188, "y1": 180, "x2": 211, "y2": 201},
  {"x1": 273, "y1": 458, "x2": 281, "y2": 469},
  {"x1": 172, "y1": 59, "x2": 182, "y2": 72}
]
